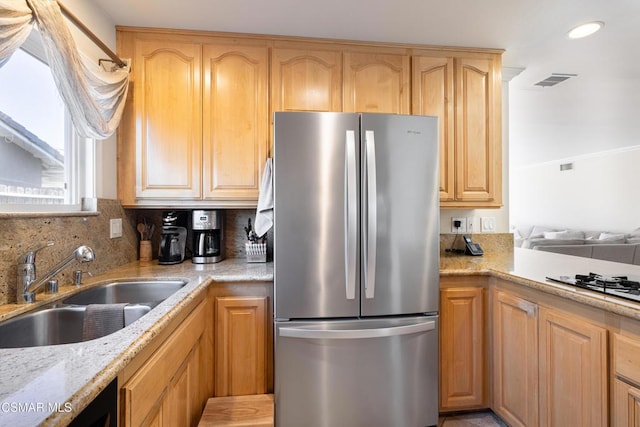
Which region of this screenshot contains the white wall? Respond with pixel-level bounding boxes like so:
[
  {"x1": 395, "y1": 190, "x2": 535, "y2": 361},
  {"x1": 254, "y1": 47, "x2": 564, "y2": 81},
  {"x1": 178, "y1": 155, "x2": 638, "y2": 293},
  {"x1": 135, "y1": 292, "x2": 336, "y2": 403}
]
[
  {"x1": 509, "y1": 69, "x2": 640, "y2": 232},
  {"x1": 511, "y1": 146, "x2": 640, "y2": 232},
  {"x1": 510, "y1": 77, "x2": 640, "y2": 167},
  {"x1": 59, "y1": 0, "x2": 118, "y2": 199}
]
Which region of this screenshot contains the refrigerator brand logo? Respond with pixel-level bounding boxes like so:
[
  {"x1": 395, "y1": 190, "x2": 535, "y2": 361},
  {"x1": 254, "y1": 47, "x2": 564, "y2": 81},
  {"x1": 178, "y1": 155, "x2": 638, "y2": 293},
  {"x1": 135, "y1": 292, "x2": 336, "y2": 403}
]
[{"x1": 407, "y1": 130, "x2": 422, "y2": 135}]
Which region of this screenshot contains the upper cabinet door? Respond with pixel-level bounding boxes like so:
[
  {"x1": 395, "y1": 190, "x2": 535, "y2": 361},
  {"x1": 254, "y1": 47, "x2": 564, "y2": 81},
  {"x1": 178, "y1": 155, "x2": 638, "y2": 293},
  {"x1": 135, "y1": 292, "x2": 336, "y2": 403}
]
[
  {"x1": 454, "y1": 57, "x2": 500, "y2": 203},
  {"x1": 134, "y1": 40, "x2": 202, "y2": 199},
  {"x1": 271, "y1": 48, "x2": 342, "y2": 113},
  {"x1": 412, "y1": 55, "x2": 455, "y2": 201},
  {"x1": 343, "y1": 52, "x2": 410, "y2": 114},
  {"x1": 202, "y1": 44, "x2": 269, "y2": 201}
]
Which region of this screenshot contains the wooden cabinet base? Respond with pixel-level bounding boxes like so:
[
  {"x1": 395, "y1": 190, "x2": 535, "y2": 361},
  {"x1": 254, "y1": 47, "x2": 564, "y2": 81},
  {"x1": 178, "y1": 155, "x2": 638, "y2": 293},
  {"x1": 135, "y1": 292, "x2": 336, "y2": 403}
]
[
  {"x1": 440, "y1": 286, "x2": 486, "y2": 411},
  {"x1": 539, "y1": 307, "x2": 607, "y2": 427},
  {"x1": 121, "y1": 299, "x2": 208, "y2": 427},
  {"x1": 215, "y1": 296, "x2": 268, "y2": 396},
  {"x1": 492, "y1": 289, "x2": 539, "y2": 427}
]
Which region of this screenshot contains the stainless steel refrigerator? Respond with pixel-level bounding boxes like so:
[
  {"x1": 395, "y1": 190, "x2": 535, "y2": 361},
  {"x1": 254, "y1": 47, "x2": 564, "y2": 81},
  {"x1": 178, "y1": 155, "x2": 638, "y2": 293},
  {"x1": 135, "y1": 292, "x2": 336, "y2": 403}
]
[{"x1": 273, "y1": 112, "x2": 439, "y2": 427}]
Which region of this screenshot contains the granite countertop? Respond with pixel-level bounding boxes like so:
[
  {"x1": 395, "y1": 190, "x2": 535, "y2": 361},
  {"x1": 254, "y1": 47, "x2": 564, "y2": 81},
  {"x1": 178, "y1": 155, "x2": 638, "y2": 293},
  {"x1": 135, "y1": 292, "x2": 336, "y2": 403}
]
[
  {"x1": 443, "y1": 247, "x2": 640, "y2": 321},
  {"x1": 3, "y1": 248, "x2": 640, "y2": 426},
  {"x1": 0, "y1": 258, "x2": 273, "y2": 427}
]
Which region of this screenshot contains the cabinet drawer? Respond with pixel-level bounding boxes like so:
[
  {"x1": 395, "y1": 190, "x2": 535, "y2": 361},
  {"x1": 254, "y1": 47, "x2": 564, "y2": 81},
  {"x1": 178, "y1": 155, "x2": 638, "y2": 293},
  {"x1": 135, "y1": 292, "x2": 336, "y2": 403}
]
[{"x1": 614, "y1": 333, "x2": 640, "y2": 384}]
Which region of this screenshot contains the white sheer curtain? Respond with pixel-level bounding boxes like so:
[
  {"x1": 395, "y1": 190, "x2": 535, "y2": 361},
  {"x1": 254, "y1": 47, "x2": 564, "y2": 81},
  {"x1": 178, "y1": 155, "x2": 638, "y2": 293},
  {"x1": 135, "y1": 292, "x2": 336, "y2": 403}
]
[{"x1": 0, "y1": 0, "x2": 130, "y2": 139}]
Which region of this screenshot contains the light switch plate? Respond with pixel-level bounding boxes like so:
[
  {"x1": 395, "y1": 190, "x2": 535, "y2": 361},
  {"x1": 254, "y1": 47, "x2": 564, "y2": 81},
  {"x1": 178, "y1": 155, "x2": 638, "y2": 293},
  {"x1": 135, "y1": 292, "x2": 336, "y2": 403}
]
[
  {"x1": 480, "y1": 217, "x2": 496, "y2": 233},
  {"x1": 110, "y1": 218, "x2": 123, "y2": 239}
]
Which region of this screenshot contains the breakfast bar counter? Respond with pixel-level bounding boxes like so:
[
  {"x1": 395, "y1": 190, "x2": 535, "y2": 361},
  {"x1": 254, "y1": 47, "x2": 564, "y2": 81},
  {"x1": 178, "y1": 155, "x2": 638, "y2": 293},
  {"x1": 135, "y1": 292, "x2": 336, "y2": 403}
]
[{"x1": 442, "y1": 247, "x2": 640, "y2": 321}]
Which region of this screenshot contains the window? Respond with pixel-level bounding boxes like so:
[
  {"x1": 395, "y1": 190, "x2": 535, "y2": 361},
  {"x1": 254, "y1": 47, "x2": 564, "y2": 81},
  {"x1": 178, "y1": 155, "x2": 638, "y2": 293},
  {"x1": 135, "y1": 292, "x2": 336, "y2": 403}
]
[{"x1": 0, "y1": 30, "x2": 94, "y2": 212}]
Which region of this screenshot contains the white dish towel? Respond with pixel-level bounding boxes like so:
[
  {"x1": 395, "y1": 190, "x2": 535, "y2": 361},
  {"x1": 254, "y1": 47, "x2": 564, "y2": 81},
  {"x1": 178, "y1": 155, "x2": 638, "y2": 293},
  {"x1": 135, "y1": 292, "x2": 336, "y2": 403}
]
[{"x1": 254, "y1": 158, "x2": 273, "y2": 237}]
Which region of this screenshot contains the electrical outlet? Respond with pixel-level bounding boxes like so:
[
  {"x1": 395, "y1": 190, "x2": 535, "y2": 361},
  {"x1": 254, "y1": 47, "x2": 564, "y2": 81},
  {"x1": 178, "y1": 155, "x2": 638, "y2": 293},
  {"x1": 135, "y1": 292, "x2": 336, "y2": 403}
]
[
  {"x1": 451, "y1": 217, "x2": 467, "y2": 233},
  {"x1": 480, "y1": 217, "x2": 496, "y2": 233},
  {"x1": 110, "y1": 218, "x2": 123, "y2": 239},
  {"x1": 467, "y1": 216, "x2": 474, "y2": 233}
]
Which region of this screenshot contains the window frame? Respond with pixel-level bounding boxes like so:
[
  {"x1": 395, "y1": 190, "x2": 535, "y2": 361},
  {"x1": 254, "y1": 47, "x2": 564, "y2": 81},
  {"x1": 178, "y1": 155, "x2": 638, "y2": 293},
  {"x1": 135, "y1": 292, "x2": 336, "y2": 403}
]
[{"x1": 0, "y1": 30, "x2": 96, "y2": 215}]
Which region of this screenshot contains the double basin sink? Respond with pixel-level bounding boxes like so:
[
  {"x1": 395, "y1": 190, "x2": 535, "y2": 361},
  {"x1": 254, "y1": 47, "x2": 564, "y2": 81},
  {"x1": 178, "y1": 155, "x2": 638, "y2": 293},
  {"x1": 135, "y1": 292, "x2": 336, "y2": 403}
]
[{"x1": 0, "y1": 279, "x2": 187, "y2": 349}]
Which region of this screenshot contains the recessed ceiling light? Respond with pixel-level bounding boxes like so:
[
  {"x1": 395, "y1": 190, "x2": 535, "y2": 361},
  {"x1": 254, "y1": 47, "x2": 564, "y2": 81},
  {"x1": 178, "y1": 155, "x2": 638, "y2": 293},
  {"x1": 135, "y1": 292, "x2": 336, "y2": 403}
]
[{"x1": 567, "y1": 21, "x2": 604, "y2": 39}]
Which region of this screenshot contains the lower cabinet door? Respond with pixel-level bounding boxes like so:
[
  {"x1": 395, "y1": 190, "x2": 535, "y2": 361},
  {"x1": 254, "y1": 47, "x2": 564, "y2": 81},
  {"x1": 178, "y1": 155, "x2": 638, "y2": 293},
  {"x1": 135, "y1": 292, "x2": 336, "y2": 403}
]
[
  {"x1": 121, "y1": 301, "x2": 206, "y2": 427},
  {"x1": 614, "y1": 378, "x2": 640, "y2": 427},
  {"x1": 215, "y1": 296, "x2": 267, "y2": 396},
  {"x1": 440, "y1": 287, "x2": 485, "y2": 410},
  {"x1": 539, "y1": 307, "x2": 607, "y2": 427},
  {"x1": 492, "y1": 289, "x2": 539, "y2": 427}
]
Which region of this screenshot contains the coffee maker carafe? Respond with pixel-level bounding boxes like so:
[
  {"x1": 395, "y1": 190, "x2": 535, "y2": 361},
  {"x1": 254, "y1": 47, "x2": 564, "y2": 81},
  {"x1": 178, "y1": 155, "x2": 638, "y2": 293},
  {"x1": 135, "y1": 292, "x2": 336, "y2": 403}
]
[
  {"x1": 192, "y1": 210, "x2": 224, "y2": 264},
  {"x1": 158, "y1": 211, "x2": 187, "y2": 265}
]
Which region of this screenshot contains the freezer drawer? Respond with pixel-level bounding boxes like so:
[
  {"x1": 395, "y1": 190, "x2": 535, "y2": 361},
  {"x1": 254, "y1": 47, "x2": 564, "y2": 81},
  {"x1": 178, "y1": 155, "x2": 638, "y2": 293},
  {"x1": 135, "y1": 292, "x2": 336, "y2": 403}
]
[{"x1": 275, "y1": 316, "x2": 438, "y2": 427}]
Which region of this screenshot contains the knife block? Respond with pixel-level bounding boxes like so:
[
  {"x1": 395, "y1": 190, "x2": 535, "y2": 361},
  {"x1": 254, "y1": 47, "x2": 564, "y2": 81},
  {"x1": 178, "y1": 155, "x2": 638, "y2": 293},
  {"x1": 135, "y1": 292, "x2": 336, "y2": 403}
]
[{"x1": 245, "y1": 242, "x2": 267, "y2": 263}]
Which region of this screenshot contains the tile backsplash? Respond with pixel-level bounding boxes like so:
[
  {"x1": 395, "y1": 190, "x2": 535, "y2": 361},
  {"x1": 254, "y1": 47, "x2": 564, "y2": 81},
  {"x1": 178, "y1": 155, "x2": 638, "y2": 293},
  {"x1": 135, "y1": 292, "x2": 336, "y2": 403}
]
[
  {"x1": 0, "y1": 198, "x2": 512, "y2": 305},
  {"x1": 0, "y1": 204, "x2": 272, "y2": 304},
  {"x1": 0, "y1": 199, "x2": 138, "y2": 304}
]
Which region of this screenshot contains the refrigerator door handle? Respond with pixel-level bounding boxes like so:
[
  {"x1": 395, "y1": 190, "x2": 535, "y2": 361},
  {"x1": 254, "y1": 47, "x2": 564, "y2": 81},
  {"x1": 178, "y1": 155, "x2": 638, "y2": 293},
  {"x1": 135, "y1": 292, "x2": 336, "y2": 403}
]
[
  {"x1": 345, "y1": 130, "x2": 357, "y2": 300},
  {"x1": 279, "y1": 319, "x2": 436, "y2": 340},
  {"x1": 364, "y1": 130, "x2": 377, "y2": 299}
]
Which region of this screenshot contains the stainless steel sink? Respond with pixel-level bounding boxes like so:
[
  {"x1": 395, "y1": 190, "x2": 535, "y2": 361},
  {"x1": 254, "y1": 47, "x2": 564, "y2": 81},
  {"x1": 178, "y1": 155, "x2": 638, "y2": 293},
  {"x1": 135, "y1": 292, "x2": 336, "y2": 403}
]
[
  {"x1": 0, "y1": 279, "x2": 187, "y2": 348},
  {"x1": 63, "y1": 279, "x2": 188, "y2": 305},
  {"x1": 0, "y1": 305, "x2": 151, "y2": 348}
]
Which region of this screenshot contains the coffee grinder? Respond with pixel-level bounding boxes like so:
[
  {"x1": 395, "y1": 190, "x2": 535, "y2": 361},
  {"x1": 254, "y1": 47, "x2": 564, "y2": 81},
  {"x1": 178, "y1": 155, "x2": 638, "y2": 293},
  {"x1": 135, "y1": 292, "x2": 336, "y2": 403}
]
[{"x1": 191, "y1": 210, "x2": 224, "y2": 264}]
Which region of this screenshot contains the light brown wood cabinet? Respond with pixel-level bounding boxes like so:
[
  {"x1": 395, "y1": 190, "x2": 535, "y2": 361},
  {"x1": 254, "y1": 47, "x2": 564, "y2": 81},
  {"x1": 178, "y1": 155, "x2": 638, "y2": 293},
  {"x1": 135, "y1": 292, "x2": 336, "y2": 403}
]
[
  {"x1": 614, "y1": 379, "x2": 640, "y2": 427},
  {"x1": 492, "y1": 289, "x2": 539, "y2": 427},
  {"x1": 215, "y1": 296, "x2": 268, "y2": 396},
  {"x1": 439, "y1": 285, "x2": 486, "y2": 411},
  {"x1": 129, "y1": 38, "x2": 203, "y2": 200},
  {"x1": 202, "y1": 43, "x2": 269, "y2": 201},
  {"x1": 490, "y1": 283, "x2": 609, "y2": 427},
  {"x1": 270, "y1": 47, "x2": 342, "y2": 113},
  {"x1": 121, "y1": 299, "x2": 208, "y2": 427},
  {"x1": 613, "y1": 333, "x2": 640, "y2": 426},
  {"x1": 117, "y1": 31, "x2": 269, "y2": 206},
  {"x1": 413, "y1": 53, "x2": 502, "y2": 207},
  {"x1": 117, "y1": 28, "x2": 502, "y2": 207},
  {"x1": 539, "y1": 307, "x2": 607, "y2": 427},
  {"x1": 343, "y1": 52, "x2": 410, "y2": 114},
  {"x1": 412, "y1": 55, "x2": 455, "y2": 201}
]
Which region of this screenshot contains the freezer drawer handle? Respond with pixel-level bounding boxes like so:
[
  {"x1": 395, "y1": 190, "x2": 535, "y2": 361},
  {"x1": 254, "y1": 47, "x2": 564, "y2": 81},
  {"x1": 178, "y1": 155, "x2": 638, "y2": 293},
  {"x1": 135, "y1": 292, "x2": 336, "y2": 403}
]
[
  {"x1": 345, "y1": 130, "x2": 357, "y2": 300},
  {"x1": 364, "y1": 130, "x2": 377, "y2": 299},
  {"x1": 279, "y1": 320, "x2": 435, "y2": 340}
]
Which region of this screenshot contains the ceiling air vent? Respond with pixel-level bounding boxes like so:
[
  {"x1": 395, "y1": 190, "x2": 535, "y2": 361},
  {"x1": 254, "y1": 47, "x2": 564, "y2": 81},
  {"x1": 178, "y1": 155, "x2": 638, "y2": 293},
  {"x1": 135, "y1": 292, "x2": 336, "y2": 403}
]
[{"x1": 534, "y1": 73, "x2": 578, "y2": 87}]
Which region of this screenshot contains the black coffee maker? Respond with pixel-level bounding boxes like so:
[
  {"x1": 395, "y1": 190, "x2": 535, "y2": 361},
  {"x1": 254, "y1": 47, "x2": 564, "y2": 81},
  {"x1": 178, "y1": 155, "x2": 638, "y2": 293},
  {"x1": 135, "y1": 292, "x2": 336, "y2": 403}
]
[{"x1": 158, "y1": 211, "x2": 187, "y2": 265}]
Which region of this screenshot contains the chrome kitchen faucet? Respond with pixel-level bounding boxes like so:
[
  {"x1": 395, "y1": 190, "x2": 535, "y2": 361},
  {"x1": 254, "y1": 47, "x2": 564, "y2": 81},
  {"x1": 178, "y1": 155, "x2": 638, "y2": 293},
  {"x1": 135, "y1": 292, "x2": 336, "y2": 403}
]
[{"x1": 17, "y1": 243, "x2": 95, "y2": 304}]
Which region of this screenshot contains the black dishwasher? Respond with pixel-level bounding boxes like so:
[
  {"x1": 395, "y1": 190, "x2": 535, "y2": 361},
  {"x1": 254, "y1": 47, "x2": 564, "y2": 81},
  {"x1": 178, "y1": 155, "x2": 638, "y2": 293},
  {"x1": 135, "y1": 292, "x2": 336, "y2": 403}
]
[{"x1": 68, "y1": 378, "x2": 117, "y2": 427}]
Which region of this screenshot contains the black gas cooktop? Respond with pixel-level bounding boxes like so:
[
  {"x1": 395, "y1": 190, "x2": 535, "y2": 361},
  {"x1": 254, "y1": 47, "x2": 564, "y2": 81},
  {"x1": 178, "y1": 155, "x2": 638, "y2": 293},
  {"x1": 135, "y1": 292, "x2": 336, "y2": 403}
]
[{"x1": 546, "y1": 272, "x2": 640, "y2": 303}]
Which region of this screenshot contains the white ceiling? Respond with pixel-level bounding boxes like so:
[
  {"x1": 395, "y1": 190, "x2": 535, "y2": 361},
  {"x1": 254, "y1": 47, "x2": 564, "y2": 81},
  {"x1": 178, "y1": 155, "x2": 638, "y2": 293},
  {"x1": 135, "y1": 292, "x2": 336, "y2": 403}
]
[{"x1": 93, "y1": 0, "x2": 640, "y2": 88}]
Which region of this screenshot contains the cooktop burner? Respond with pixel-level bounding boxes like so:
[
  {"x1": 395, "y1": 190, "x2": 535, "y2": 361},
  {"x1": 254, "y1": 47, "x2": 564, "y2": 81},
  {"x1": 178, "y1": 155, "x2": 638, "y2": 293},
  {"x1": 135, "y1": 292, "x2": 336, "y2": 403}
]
[{"x1": 546, "y1": 272, "x2": 640, "y2": 303}]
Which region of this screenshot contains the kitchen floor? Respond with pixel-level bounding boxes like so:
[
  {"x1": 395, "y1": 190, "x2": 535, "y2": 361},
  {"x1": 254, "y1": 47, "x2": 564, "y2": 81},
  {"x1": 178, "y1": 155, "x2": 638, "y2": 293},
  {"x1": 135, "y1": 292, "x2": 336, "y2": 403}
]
[{"x1": 438, "y1": 410, "x2": 508, "y2": 427}]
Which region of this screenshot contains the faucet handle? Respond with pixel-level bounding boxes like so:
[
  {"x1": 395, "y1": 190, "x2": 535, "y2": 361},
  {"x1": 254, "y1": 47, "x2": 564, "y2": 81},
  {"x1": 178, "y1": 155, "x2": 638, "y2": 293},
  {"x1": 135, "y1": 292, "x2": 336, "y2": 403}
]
[
  {"x1": 19, "y1": 242, "x2": 54, "y2": 264},
  {"x1": 74, "y1": 270, "x2": 93, "y2": 286}
]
